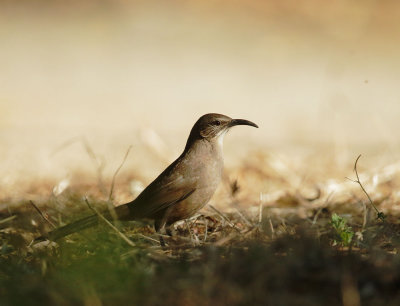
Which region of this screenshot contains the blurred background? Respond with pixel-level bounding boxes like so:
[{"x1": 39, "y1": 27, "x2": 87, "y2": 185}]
[{"x1": 1, "y1": 0, "x2": 399, "y2": 201}]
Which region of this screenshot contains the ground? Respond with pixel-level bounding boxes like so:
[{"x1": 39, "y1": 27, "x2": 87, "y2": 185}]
[{"x1": 1, "y1": 150, "x2": 400, "y2": 306}]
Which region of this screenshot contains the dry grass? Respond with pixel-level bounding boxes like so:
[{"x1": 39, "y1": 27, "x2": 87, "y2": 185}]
[{"x1": 1, "y1": 147, "x2": 400, "y2": 305}]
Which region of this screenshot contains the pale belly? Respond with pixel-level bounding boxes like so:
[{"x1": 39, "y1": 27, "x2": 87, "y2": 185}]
[{"x1": 166, "y1": 184, "x2": 218, "y2": 224}]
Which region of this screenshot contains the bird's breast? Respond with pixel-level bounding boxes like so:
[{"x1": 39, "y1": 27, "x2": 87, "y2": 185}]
[
  {"x1": 181, "y1": 142, "x2": 224, "y2": 188},
  {"x1": 166, "y1": 142, "x2": 224, "y2": 223}
]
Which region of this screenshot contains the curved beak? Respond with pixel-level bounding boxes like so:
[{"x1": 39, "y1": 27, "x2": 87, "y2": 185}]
[{"x1": 229, "y1": 119, "x2": 259, "y2": 128}]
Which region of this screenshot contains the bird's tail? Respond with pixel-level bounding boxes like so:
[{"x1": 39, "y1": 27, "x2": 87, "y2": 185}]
[
  {"x1": 36, "y1": 204, "x2": 131, "y2": 242},
  {"x1": 47, "y1": 214, "x2": 100, "y2": 241}
]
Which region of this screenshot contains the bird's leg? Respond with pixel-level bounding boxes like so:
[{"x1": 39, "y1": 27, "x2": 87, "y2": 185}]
[
  {"x1": 154, "y1": 208, "x2": 172, "y2": 247},
  {"x1": 154, "y1": 220, "x2": 166, "y2": 247},
  {"x1": 159, "y1": 232, "x2": 166, "y2": 247}
]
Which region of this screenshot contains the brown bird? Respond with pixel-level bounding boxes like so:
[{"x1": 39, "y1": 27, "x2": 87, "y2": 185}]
[{"x1": 44, "y1": 113, "x2": 258, "y2": 243}]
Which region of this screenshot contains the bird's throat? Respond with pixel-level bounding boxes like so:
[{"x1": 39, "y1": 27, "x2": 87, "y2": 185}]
[{"x1": 217, "y1": 129, "x2": 228, "y2": 151}]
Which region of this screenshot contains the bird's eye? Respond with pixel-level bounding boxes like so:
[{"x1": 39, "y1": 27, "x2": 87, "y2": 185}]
[{"x1": 214, "y1": 120, "x2": 221, "y2": 126}]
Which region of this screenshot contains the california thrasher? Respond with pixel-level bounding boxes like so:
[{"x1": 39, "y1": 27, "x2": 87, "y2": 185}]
[{"x1": 44, "y1": 113, "x2": 258, "y2": 243}]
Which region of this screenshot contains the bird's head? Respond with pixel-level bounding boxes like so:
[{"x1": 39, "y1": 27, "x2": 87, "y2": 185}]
[{"x1": 186, "y1": 113, "x2": 258, "y2": 149}]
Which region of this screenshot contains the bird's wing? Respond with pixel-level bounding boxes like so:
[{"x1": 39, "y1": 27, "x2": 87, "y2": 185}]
[{"x1": 127, "y1": 173, "x2": 197, "y2": 218}]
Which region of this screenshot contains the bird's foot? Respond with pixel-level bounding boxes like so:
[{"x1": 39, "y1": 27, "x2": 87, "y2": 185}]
[{"x1": 159, "y1": 235, "x2": 167, "y2": 247}]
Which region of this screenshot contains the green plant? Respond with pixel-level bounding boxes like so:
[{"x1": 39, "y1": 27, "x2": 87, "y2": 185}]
[{"x1": 331, "y1": 213, "x2": 354, "y2": 247}]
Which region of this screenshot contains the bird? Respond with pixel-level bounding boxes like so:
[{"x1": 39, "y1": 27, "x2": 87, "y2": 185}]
[{"x1": 43, "y1": 113, "x2": 258, "y2": 244}]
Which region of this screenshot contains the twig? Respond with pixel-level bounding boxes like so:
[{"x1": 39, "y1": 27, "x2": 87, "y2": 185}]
[
  {"x1": 360, "y1": 200, "x2": 368, "y2": 232},
  {"x1": 268, "y1": 218, "x2": 275, "y2": 238},
  {"x1": 346, "y1": 155, "x2": 385, "y2": 221},
  {"x1": 84, "y1": 197, "x2": 136, "y2": 247},
  {"x1": 235, "y1": 208, "x2": 252, "y2": 227},
  {"x1": 190, "y1": 217, "x2": 202, "y2": 245},
  {"x1": 209, "y1": 205, "x2": 241, "y2": 232},
  {"x1": 259, "y1": 193, "x2": 263, "y2": 224},
  {"x1": 0, "y1": 215, "x2": 17, "y2": 225},
  {"x1": 203, "y1": 217, "x2": 208, "y2": 242},
  {"x1": 108, "y1": 145, "x2": 133, "y2": 202},
  {"x1": 51, "y1": 136, "x2": 82, "y2": 157},
  {"x1": 133, "y1": 233, "x2": 160, "y2": 244},
  {"x1": 311, "y1": 207, "x2": 324, "y2": 226},
  {"x1": 29, "y1": 200, "x2": 56, "y2": 229},
  {"x1": 82, "y1": 138, "x2": 107, "y2": 196},
  {"x1": 185, "y1": 219, "x2": 197, "y2": 246}
]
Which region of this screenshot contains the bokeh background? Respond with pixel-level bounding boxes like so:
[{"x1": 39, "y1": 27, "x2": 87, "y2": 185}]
[{"x1": 1, "y1": 0, "x2": 400, "y2": 203}]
